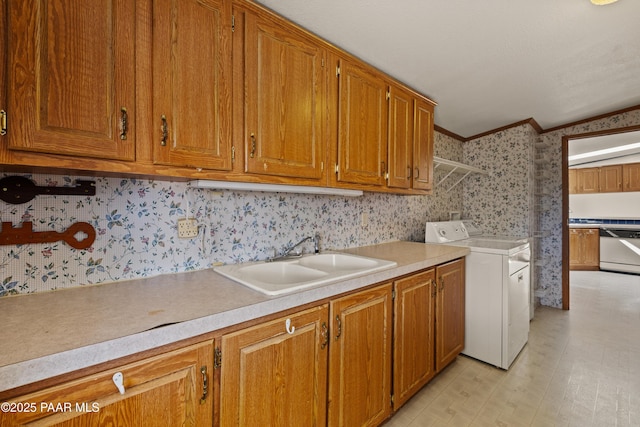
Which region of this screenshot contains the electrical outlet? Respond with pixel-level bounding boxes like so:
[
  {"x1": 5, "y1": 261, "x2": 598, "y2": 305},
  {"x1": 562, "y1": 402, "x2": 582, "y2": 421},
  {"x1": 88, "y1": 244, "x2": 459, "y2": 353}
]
[{"x1": 177, "y1": 218, "x2": 199, "y2": 238}]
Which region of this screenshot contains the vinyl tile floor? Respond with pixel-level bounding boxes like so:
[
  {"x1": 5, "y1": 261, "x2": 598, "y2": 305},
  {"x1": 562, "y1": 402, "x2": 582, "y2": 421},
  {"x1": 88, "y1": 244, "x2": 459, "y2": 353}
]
[{"x1": 386, "y1": 270, "x2": 640, "y2": 427}]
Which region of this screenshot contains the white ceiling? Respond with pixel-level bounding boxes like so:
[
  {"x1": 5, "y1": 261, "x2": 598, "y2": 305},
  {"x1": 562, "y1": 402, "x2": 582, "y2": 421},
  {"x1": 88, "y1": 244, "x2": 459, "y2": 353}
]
[{"x1": 256, "y1": 0, "x2": 640, "y2": 138}]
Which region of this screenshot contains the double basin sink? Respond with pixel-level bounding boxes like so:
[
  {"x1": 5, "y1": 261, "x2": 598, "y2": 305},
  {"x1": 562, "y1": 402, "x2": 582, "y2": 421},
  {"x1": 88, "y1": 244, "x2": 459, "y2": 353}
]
[{"x1": 214, "y1": 253, "x2": 397, "y2": 295}]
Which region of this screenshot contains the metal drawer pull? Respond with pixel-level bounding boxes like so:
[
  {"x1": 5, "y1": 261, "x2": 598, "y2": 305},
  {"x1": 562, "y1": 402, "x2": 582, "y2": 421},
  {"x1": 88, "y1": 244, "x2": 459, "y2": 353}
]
[
  {"x1": 335, "y1": 315, "x2": 342, "y2": 340},
  {"x1": 250, "y1": 133, "x2": 256, "y2": 158},
  {"x1": 285, "y1": 318, "x2": 295, "y2": 334},
  {"x1": 200, "y1": 366, "x2": 208, "y2": 404},
  {"x1": 112, "y1": 372, "x2": 125, "y2": 395},
  {"x1": 321, "y1": 322, "x2": 329, "y2": 349},
  {"x1": 1, "y1": 110, "x2": 7, "y2": 135},
  {"x1": 160, "y1": 115, "x2": 168, "y2": 146},
  {"x1": 119, "y1": 107, "x2": 128, "y2": 140}
]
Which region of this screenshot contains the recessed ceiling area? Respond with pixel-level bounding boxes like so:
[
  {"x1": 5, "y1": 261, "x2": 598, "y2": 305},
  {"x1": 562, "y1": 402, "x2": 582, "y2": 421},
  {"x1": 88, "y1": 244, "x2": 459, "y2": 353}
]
[
  {"x1": 569, "y1": 130, "x2": 640, "y2": 166},
  {"x1": 256, "y1": 0, "x2": 640, "y2": 138}
]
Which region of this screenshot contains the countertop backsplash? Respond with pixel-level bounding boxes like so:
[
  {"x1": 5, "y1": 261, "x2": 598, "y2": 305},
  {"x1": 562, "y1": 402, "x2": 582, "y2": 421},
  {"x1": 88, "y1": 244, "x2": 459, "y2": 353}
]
[{"x1": 1, "y1": 133, "x2": 462, "y2": 296}]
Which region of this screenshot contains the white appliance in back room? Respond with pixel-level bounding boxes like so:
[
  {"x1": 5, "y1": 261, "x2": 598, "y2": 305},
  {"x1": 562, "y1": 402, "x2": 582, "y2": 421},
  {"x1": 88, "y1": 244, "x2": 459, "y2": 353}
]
[{"x1": 425, "y1": 220, "x2": 531, "y2": 370}]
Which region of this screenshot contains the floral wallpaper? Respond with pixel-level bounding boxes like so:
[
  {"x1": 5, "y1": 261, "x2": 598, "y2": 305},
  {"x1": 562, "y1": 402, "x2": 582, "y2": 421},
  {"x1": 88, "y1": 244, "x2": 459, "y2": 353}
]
[
  {"x1": 0, "y1": 132, "x2": 463, "y2": 296},
  {"x1": 462, "y1": 125, "x2": 537, "y2": 238}
]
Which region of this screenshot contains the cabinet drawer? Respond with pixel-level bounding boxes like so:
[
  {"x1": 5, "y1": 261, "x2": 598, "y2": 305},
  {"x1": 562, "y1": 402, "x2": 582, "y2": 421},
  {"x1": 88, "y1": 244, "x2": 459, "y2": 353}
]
[{"x1": 2, "y1": 341, "x2": 213, "y2": 426}]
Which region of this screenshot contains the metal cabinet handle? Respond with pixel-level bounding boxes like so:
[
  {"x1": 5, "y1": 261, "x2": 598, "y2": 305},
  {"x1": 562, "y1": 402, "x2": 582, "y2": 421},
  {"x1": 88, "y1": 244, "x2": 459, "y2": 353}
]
[
  {"x1": 381, "y1": 161, "x2": 386, "y2": 177},
  {"x1": 335, "y1": 315, "x2": 342, "y2": 340},
  {"x1": 250, "y1": 133, "x2": 256, "y2": 158},
  {"x1": 407, "y1": 166, "x2": 412, "y2": 179},
  {"x1": 0, "y1": 110, "x2": 7, "y2": 136},
  {"x1": 431, "y1": 279, "x2": 437, "y2": 297},
  {"x1": 119, "y1": 107, "x2": 128, "y2": 140},
  {"x1": 200, "y1": 366, "x2": 208, "y2": 404},
  {"x1": 321, "y1": 322, "x2": 329, "y2": 349},
  {"x1": 414, "y1": 167, "x2": 420, "y2": 180},
  {"x1": 439, "y1": 276, "x2": 444, "y2": 291},
  {"x1": 160, "y1": 115, "x2": 168, "y2": 146}
]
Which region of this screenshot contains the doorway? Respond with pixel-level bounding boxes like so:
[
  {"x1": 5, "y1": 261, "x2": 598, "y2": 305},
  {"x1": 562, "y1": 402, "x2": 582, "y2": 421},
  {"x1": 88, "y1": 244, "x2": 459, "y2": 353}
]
[{"x1": 562, "y1": 125, "x2": 640, "y2": 310}]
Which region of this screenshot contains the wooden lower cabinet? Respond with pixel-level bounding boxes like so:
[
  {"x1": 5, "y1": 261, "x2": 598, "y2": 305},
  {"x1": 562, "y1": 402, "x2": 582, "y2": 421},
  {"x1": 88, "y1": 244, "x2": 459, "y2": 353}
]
[
  {"x1": 435, "y1": 259, "x2": 465, "y2": 371},
  {"x1": 219, "y1": 305, "x2": 329, "y2": 426},
  {"x1": 328, "y1": 283, "x2": 393, "y2": 427},
  {"x1": 1, "y1": 341, "x2": 214, "y2": 427},
  {"x1": 569, "y1": 228, "x2": 600, "y2": 270},
  {"x1": 392, "y1": 270, "x2": 436, "y2": 409}
]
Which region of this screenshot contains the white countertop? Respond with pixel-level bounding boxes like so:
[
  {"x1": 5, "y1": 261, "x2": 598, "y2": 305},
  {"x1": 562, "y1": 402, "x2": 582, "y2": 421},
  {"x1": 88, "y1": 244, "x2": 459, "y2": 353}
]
[{"x1": 0, "y1": 241, "x2": 469, "y2": 393}]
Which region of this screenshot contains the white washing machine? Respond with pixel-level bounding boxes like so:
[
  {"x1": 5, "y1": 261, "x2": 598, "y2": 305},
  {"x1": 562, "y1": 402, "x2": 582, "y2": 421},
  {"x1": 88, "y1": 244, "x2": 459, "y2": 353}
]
[{"x1": 425, "y1": 221, "x2": 530, "y2": 370}]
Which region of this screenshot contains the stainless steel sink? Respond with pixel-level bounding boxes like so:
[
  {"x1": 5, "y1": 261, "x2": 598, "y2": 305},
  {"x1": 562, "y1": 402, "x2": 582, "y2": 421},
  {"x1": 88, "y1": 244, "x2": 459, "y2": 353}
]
[{"x1": 214, "y1": 252, "x2": 397, "y2": 295}]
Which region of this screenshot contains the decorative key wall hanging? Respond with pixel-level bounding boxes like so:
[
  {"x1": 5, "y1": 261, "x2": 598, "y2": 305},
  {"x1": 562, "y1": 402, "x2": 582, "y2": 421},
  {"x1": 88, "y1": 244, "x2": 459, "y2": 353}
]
[{"x1": 0, "y1": 176, "x2": 96, "y2": 204}]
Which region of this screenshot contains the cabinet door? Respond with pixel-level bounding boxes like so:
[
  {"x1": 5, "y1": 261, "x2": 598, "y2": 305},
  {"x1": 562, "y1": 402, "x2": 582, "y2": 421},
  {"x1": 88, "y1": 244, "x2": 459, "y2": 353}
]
[
  {"x1": 153, "y1": 0, "x2": 233, "y2": 171},
  {"x1": 435, "y1": 258, "x2": 465, "y2": 372},
  {"x1": 599, "y1": 165, "x2": 622, "y2": 192},
  {"x1": 6, "y1": 0, "x2": 135, "y2": 161},
  {"x1": 570, "y1": 228, "x2": 599, "y2": 269},
  {"x1": 577, "y1": 168, "x2": 599, "y2": 193},
  {"x1": 569, "y1": 228, "x2": 582, "y2": 268},
  {"x1": 568, "y1": 169, "x2": 578, "y2": 194},
  {"x1": 388, "y1": 86, "x2": 413, "y2": 189},
  {"x1": 393, "y1": 269, "x2": 436, "y2": 409},
  {"x1": 623, "y1": 163, "x2": 640, "y2": 191},
  {"x1": 583, "y1": 229, "x2": 599, "y2": 268},
  {"x1": 328, "y1": 283, "x2": 392, "y2": 427},
  {"x1": 243, "y1": 10, "x2": 326, "y2": 180},
  {"x1": 337, "y1": 59, "x2": 388, "y2": 187},
  {"x1": 413, "y1": 98, "x2": 434, "y2": 191},
  {"x1": 3, "y1": 342, "x2": 214, "y2": 426},
  {"x1": 220, "y1": 305, "x2": 328, "y2": 426}
]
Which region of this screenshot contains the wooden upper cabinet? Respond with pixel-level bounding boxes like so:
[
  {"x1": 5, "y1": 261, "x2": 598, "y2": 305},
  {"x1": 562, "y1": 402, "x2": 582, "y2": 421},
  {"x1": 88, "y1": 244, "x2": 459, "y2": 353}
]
[
  {"x1": 328, "y1": 283, "x2": 392, "y2": 427},
  {"x1": 388, "y1": 86, "x2": 413, "y2": 189},
  {"x1": 220, "y1": 305, "x2": 328, "y2": 426},
  {"x1": 152, "y1": 0, "x2": 233, "y2": 171},
  {"x1": 623, "y1": 163, "x2": 640, "y2": 191},
  {"x1": 242, "y1": 8, "x2": 326, "y2": 181},
  {"x1": 413, "y1": 98, "x2": 434, "y2": 191},
  {"x1": 577, "y1": 167, "x2": 599, "y2": 193},
  {"x1": 568, "y1": 168, "x2": 578, "y2": 194},
  {"x1": 3, "y1": 341, "x2": 214, "y2": 426},
  {"x1": 6, "y1": 0, "x2": 136, "y2": 161},
  {"x1": 337, "y1": 59, "x2": 389, "y2": 187},
  {"x1": 599, "y1": 165, "x2": 623, "y2": 192}
]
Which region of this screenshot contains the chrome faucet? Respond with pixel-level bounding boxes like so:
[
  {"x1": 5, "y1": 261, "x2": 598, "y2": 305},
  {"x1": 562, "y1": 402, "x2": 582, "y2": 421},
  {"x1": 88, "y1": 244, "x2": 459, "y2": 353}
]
[{"x1": 267, "y1": 234, "x2": 320, "y2": 262}]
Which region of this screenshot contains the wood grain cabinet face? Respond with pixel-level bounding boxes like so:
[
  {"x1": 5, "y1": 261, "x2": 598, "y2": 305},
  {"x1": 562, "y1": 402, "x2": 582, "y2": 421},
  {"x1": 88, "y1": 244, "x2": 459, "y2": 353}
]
[
  {"x1": 577, "y1": 168, "x2": 600, "y2": 193},
  {"x1": 435, "y1": 258, "x2": 465, "y2": 372},
  {"x1": 152, "y1": 0, "x2": 233, "y2": 171},
  {"x1": 336, "y1": 59, "x2": 389, "y2": 187},
  {"x1": 599, "y1": 165, "x2": 623, "y2": 192},
  {"x1": 2, "y1": 341, "x2": 214, "y2": 427},
  {"x1": 413, "y1": 99, "x2": 435, "y2": 191},
  {"x1": 388, "y1": 86, "x2": 414, "y2": 189},
  {"x1": 243, "y1": 10, "x2": 327, "y2": 181},
  {"x1": 623, "y1": 163, "x2": 640, "y2": 191},
  {"x1": 220, "y1": 305, "x2": 329, "y2": 427},
  {"x1": 393, "y1": 269, "x2": 436, "y2": 410},
  {"x1": 6, "y1": 0, "x2": 136, "y2": 161},
  {"x1": 569, "y1": 228, "x2": 599, "y2": 270},
  {"x1": 328, "y1": 283, "x2": 393, "y2": 427}
]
